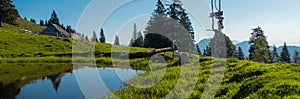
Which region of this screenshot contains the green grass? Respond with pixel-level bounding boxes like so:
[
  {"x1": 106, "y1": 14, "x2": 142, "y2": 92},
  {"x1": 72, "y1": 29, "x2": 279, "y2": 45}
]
[
  {"x1": 109, "y1": 57, "x2": 300, "y2": 99},
  {"x1": 16, "y1": 18, "x2": 47, "y2": 32},
  {"x1": 2, "y1": 18, "x2": 300, "y2": 98},
  {"x1": 0, "y1": 20, "x2": 150, "y2": 58}
]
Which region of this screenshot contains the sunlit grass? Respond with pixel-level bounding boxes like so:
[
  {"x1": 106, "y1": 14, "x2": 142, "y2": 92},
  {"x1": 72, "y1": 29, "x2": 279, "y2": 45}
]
[{"x1": 109, "y1": 56, "x2": 300, "y2": 98}]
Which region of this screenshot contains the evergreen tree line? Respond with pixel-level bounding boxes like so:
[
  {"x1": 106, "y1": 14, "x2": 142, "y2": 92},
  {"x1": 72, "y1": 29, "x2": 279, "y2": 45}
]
[
  {"x1": 91, "y1": 28, "x2": 106, "y2": 43},
  {"x1": 112, "y1": 0, "x2": 197, "y2": 51},
  {"x1": 25, "y1": 10, "x2": 77, "y2": 34},
  {"x1": 202, "y1": 26, "x2": 298, "y2": 64},
  {"x1": 143, "y1": 0, "x2": 196, "y2": 53}
]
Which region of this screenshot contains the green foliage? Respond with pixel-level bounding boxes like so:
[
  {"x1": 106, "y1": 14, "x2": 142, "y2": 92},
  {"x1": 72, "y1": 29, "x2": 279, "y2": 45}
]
[
  {"x1": 203, "y1": 44, "x2": 212, "y2": 56},
  {"x1": 293, "y1": 50, "x2": 300, "y2": 63},
  {"x1": 144, "y1": 14, "x2": 173, "y2": 48},
  {"x1": 144, "y1": 0, "x2": 195, "y2": 50},
  {"x1": 0, "y1": 0, "x2": 19, "y2": 27},
  {"x1": 236, "y1": 46, "x2": 244, "y2": 60},
  {"x1": 114, "y1": 35, "x2": 120, "y2": 45},
  {"x1": 29, "y1": 18, "x2": 36, "y2": 24},
  {"x1": 48, "y1": 10, "x2": 59, "y2": 25},
  {"x1": 154, "y1": 0, "x2": 166, "y2": 14},
  {"x1": 271, "y1": 45, "x2": 280, "y2": 62},
  {"x1": 99, "y1": 28, "x2": 105, "y2": 43},
  {"x1": 130, "y1": 23, "x2": 138, "y2": 45},
  {"x1": 39, "y1": 20, "x2": 45, "y2": 26},
  {"x1": 280, "y1": 42, "x2": 291, "y2": 63},
  {"x1": 143, "y1": 0, "x2": 171, "y2": 48},
  {"x1": 249, "y1": 26, "x2": 271, "y2": 63},
  {"x1": 131, "y1": 31, "x2": 144, "y2": 47},
  {"x1": 224, "y1": 34, "x2": 236, "y2": 58},
  {"x1": 91, "y1": 31, "x2": 98, "y2": 42},
  {"x1": 196, "y1": 44, "x2": 201, "y2": 55}
]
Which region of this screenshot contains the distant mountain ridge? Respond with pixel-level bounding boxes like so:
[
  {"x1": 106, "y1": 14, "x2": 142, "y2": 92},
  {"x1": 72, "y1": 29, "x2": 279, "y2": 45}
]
[{"x1": 197, "y1": 39, "x2": 300, "y2": 59}]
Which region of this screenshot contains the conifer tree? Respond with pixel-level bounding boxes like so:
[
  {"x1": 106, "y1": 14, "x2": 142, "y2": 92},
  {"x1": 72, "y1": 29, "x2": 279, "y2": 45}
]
[
  {"x1": 91, "y1": 31, "x2": 98, "y2": 42},
  {"x1": 271, "y1": 45, "x2": 280, "y2": 62},
  {"x1": 45, "y1": 20, "x2": 48, "y2": 25},
  {"x1": 99, "y1": 28, "x2": 105, "y2": 43},
  {"x1": 167, "y1": 0, "x2": 194, "y2": 40},
  {"x1": 248, "y1": 26, "x2": 271, "y2": 63},
  {"x1": 114, "y1": 35, "x2": 120, "y2": 45},
  {"x1": 293, "y1": 50, "x2": 300, "y2": 64},
  {"x1": 154, "y1": 0, "x2": 165, "y2": 14},
  {"x1": 203, "y1": 45, "x2": 212, "y2": 56},
  {"x1": 196, "y1": 44, "x2": 201, "y2": 55},
  {"x1": 224, "y1": 34, "x2": 236, "y2": 58},
  {"x1": 236, "y1": 47, "x2": 245, "y2": 60},
  {"x1": 280, "y1": 42, "x2": 291, "y2": 63},
  {"x1": 48, "y1": 10, "x2": 60, "y2": 25},
  {"x1": 39, "y1": 20, "x2": 45, "y2": 26},
  {"x1": 144, "y1": 0, "x2": 173, "y2": 48},
  {"x1": 0, "y1": 0, "x2": 19, "y2": 27},
  {"x1": 132, "y1": 31, "x2": 144, "y2": 47},
  {"x1": 66, "y1": 25, "x2": 72, "y2": 33},
  {"x1": 85, "y1": 35, "x2": 89, "y2": 41},
  {"x1": 129, "y1": 23, "x2": 138, "y2": 45},
  {"x1": 30, "y1": 19, "x2": 36, "y2": 24}
]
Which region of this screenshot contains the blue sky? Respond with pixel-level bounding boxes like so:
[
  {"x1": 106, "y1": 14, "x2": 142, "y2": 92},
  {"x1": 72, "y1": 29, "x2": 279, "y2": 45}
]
[{"x1": 14, "y1": 0, "x2": 300, "y2": 46}]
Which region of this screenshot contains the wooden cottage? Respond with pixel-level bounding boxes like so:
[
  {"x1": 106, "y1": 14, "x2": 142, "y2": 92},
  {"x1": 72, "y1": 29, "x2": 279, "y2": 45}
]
[{"x1": 41, "y1": 24, "x2": 71, "y2": 37}]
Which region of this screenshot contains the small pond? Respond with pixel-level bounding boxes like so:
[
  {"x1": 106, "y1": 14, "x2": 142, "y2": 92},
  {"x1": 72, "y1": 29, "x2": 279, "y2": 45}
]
[{"x1": 0, "y1": 65, "x2": 144, "y2": 99}]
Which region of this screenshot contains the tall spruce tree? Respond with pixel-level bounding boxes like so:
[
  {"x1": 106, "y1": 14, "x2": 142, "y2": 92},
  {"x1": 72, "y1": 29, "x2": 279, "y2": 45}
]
[
  {"x1": 203, "y1": 45, "x2": 212, "y2": 56},
  {"x1": 293, "y1": 50, "x2": 300, "y2": 64},
  {"x1": 132, "y1": 31, "x2": 144, "y2": 47},
  {"x1": 0, "y1": 0, "x2": 19, "y2": 27},
  {"x1": 179, "y1": 8, "x2": 194, "y2": 41},
  {"x1": 91, "y1": 31, "x2": 98, "y2": 42},
  {"x1": 248, "y1": 26, "x2": 271, "y2": 63},
  {"x1": 30, "y1": 19, "x2": 36, "y2": 24},
  {"x1": 48, "y1": 10, "x2": 60, "y2": 25},
  {"x1": 129, "y1": 23, "x2": 138, "y2": 45},
  {"x1": 39, "y1": 20, "x2": 45, "y2": 26},
  {"x1": 224, "y1": 34, "x2": 236, "y2": 58},
  {"x1": 154, "y1": 0, "x2": 165, "y2": 14},
  {"x1": 271, "y1": 45, "x2": 280, "y2": 62},
  {"x1": 99, "y1": 28, "x2": 105, "y2": 43},
  {"x1": 114, "y1": 35, "x2": 120, "y2": 45},
  {"x1": 196, "y1": 44, "x2": 201, "y2": 55},
  {"x1": 144, "y1": 0, "x2": 173, "y2": 48},
  {"x1": 236, "y1": 47, "x2": 245, "y2": 60},
  {"x1": 45, "y1": 20, "x2": 48, "y2": 25},
  {"x1": 167, "y1": 0, "x2": 194, "y2": 40},
  {"x1": 280, "y1": 42, "x2": 291, "y2": 63},
  {"x1": 85, "y1": 35, "x2": 89, "y2": 41}
]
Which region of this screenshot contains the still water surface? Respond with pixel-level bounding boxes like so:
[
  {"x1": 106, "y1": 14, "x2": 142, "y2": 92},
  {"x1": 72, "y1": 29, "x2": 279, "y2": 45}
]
[{"x1": 14, "y1": 66, "x2": 144, "y2": 99}]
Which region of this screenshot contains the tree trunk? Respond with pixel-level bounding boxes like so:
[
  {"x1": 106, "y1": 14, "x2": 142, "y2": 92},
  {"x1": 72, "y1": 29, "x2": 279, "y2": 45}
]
[{"x1": 0, "y1": 21, "x2": 2, "y2": 27}]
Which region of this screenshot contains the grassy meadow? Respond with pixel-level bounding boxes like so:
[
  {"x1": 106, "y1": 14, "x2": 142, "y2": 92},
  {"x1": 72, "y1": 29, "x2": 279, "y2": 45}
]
[
  {"x1": 111, "y1": 57, "x2": 300, "y2": 99},
  {"x1": 0, "y1": 19, "x2": 300, "y2": 98}
]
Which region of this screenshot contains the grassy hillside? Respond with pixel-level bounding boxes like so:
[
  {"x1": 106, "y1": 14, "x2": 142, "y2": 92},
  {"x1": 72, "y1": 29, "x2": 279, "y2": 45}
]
[
  {"x1": 0, "y1": 23, "x2": 72, "y2": 57},
  {"x1": 0, "y1": 20, "x2": 149, "y2": 58},
  {"x1": 111, "y1": 57, "x2": 300, "y2": 98}
]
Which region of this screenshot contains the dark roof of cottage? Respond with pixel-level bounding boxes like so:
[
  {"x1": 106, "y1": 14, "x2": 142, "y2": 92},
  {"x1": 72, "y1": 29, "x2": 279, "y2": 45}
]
[
  {"x1": 52, "y1": 24, "x2": 71, "y2": 37},
  {"x1": 41, "y1": 24, "x2": 71, "y2": 37}
]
